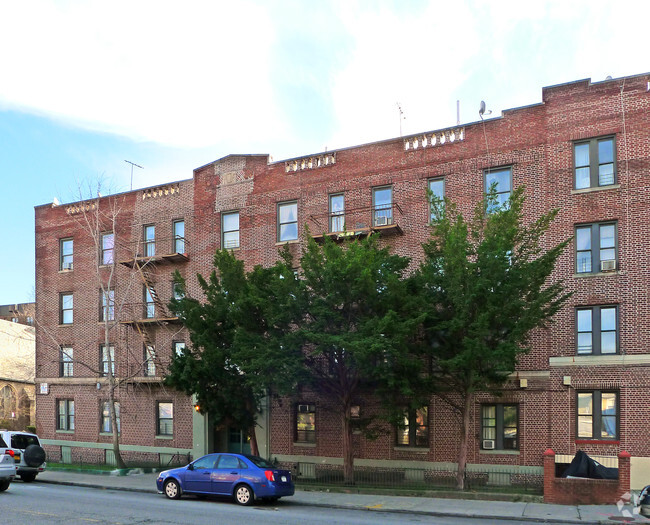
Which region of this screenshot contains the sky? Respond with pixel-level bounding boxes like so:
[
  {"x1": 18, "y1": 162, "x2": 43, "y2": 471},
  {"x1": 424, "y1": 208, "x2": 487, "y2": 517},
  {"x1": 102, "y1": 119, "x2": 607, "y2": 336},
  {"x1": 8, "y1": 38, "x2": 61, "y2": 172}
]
[{"x1": 0, "y1": 0, "x2": 647, "y2": 305}]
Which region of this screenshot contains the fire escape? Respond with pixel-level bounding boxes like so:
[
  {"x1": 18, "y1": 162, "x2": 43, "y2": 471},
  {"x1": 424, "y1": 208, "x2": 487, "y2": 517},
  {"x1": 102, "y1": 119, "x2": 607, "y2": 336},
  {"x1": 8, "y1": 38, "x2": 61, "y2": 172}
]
[
  {"x1": 308, "y1": 202, "x2": 404, "y2": 241},
  {"x1": 118, "y1": 236, "x2": 188, "y2": 379}
]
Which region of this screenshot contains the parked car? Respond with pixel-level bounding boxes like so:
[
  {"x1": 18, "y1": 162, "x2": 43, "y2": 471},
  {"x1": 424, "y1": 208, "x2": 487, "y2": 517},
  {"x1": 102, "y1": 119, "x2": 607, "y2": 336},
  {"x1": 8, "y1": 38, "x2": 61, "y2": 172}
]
[
  {"x1": 0, "y1": 430, "x2": 47, "y2": 482},
  {"x1": 156, "y1": 453, "x2": 294, "y2": 505},
  {"x1": 0, "y1": 453, "x2": 17, "y2": 492}
]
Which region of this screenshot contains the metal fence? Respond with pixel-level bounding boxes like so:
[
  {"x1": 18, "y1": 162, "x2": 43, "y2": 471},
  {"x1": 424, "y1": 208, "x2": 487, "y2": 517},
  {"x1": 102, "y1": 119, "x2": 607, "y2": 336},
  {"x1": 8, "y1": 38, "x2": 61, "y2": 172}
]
[{"x1": 290, "y1": 462, "x2": 543, "y2": 494}]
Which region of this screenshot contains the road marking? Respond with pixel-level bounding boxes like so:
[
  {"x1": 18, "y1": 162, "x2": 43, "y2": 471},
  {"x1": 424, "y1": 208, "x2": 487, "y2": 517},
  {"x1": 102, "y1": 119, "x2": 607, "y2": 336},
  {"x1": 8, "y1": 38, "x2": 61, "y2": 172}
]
[{"x1": 365, "y1": 503, "x2": 384, "y2": 509}]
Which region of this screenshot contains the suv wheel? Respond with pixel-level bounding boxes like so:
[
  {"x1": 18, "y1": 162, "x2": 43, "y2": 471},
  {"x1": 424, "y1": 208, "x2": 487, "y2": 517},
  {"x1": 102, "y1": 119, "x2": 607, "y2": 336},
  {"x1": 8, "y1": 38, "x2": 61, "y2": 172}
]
[
  {"x1": 24, "y1": 444, "x2": 46, "y2": 467},
  {"x1": 0, "y1": 480, "x2": 10, "y2": 492}
]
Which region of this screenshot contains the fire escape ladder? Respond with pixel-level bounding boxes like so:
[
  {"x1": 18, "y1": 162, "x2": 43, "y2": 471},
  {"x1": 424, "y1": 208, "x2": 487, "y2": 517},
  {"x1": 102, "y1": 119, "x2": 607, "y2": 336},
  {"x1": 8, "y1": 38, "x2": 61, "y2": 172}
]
[{"x1": 135, "y1": 261, "x2": 168, "y2": 318}]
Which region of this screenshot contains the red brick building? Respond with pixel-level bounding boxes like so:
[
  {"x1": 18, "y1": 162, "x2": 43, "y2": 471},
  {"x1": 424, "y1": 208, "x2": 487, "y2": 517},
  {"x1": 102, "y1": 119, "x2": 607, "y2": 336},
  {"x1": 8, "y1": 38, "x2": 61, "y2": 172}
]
[{"x1": 35, "y1": 73, "x2": 650, "y2": 486}]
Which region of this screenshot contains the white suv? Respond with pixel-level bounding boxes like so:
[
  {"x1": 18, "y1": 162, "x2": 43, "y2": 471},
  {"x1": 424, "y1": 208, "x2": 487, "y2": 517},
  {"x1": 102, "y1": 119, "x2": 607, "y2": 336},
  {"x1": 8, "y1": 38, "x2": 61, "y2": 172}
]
[
  {"x1": 0, "y1": 452, "x2": 16, "y2": 491},
  {"x1": 0, "y1": 430, "x2": 47, "y2": 482}
]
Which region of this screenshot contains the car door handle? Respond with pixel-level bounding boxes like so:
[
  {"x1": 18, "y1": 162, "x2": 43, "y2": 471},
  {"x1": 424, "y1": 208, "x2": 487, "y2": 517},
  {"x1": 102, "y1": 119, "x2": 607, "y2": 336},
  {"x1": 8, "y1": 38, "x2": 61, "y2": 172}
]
[{"x1": 230, "y1": 471, "x2": 238, "y2": 475}]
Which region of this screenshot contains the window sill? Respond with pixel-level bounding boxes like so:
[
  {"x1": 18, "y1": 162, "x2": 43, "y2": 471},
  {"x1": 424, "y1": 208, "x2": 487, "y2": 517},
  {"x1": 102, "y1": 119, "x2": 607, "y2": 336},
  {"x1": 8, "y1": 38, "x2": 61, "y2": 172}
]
[
  {"x1": 155, "y1": 435, "x2": 174, "y2": 440},
  {"x1": 99, "y1": 432, "x2": 120, "y2": 437},
  {"x1": 575, "y1": 439, "x2": 619, "y2": 445},
  {"x1": 58, "y1": 269, "x2": 73, "y2": 274},
  {"x1": 573, "y1": 271, "x2": 620, "y2": 278},
  {"x1": 293, "y1": 441, "x2": 316, "y2": 448},
  {"x1": 479, "y1": 449, "x2": 520, "y2": 455},
  {"x1": 276, "y1": 240, "x2": 299, "y2": 246},
  {"x1": 58, "y1": 324, "x2": 73, "y2": 328},
  {"x1": 393, "y1": 446, "x2": 430, "y2": 453},
  {"x1": 571, "y1": 184, "x2": 620, "y2": 195},
  {"x1": 56, "y1": 430, "x2": 74, "y2": 434}
]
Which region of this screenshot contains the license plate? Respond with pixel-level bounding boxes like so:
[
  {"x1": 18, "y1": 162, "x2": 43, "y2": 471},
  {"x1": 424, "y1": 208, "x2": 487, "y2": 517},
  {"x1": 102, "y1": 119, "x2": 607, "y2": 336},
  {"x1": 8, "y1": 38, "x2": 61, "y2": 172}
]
[{"x1": 281, "y1": 476, "x2": 287, "y2": 482}]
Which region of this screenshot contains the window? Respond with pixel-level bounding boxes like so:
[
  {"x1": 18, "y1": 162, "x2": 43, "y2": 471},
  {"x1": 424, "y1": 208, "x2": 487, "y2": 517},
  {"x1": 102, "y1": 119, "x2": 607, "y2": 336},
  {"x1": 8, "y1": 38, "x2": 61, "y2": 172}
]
[
  {"x1": 372, "y1": 186, "x2": 393, "y2": 226},
  {"x1": 295, "y1": 403, "x2": 316, "y2": 443},
  {"x1": 101, "y1": 232, "x2": 114, "y2": 265},
  {"x1": 172, "y1": 281, "x2": 184, "y2": 300},
  {"x1": 397, "y1": 406, "x2": 428, "y2": 447},
  {"x1": 428, "y1": 178, "x2": 445, "y2": 221},
  {"x1": 577, "y1": 391, "x2": 618, "y2": 440},
  {"x1": 329, "y1": 194, "x2": 345, "y2": 232},
  {"x1": 57, "y1": 399, "x2": 74, "y2": 431},
  {"x1": 222, "y1": 211, "x2": 240, "y2": 249},
  {"x1": 60, "y1": 238, "x2": 73, "y2": 270},
  {"x1": 101, "y1": 401, "x2": 120, "y2": 433},
  {"x1": 173, "y1": 220, "x2": 185, "y2": 253},
  {"x1": 484, "y1": 167, "x2": 512, "y2": 212},
  {"x1": 576, "y1": 306, "x2": 618, "y2": 355},
  {"x1": 144, "y1": 225, "x2": 155, "y2": 257},
  {"x1": 575, "y1": 222, "x2": 617, "y2": 273},
  {"x1": 144, "y1": 345, "x2": 156, "y2": 376},
  {"x1": 60, "y1": 346, "x2": 73, "y2": 377},
  {"x1": 173, "y1": 341, "x2": 186, "y2": 357},
  {"x1": 157, "y1": 402, "x2": 173, "y2": 436},
  {"x1": 100, "y1": 289, "x2": 115, "y2": 322},
  {"x1": 574, "y1": 137, "x2": 616, "y2": 189},
  {"x1": 60, "y1": 293, "x2": 73, "y2": 324},
  {"x1": 278, "y1": 202, "x2": 298, "y2": 242},
  {"x1": 100, "y1": 344, "x2": 115, "y2": 377},
  {"x1": 481, "y1": 404, "x2": 518, "y2": 450},
  {"x1": 144, "y1": 286, "x2": 155, "y2": 318}
]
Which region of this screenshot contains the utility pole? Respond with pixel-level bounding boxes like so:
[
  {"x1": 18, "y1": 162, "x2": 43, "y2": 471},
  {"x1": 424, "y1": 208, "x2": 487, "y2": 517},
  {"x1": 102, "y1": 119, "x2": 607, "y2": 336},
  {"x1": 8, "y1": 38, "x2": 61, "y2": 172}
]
[{"x1": 125, "y1": 160, "x2": 143, "y2": 190}]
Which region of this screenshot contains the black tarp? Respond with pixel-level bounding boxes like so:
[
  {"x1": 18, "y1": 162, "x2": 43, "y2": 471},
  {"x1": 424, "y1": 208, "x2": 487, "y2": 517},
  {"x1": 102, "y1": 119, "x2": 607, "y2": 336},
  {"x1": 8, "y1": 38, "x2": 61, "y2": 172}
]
[{"x1": 561, "y1": 450, "x2": 618, "y2": 480}]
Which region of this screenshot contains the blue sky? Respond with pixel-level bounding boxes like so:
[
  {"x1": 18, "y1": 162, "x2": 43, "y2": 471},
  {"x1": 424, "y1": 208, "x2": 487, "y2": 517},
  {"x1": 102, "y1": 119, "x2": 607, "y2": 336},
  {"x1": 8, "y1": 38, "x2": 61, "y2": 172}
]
[{"x1": 0, "y1": 0, "x2": 646, "y2": 304}]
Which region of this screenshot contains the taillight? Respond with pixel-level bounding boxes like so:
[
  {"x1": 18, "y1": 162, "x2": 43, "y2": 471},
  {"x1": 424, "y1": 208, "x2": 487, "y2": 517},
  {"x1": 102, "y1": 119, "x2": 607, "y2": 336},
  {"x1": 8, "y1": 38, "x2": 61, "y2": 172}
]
[
  {"x1": 264, "y1": 470, "x2": 275, "y2": 482},
  {"x1": 7, "y1": 450, "x2": 14, "y2": 458}
]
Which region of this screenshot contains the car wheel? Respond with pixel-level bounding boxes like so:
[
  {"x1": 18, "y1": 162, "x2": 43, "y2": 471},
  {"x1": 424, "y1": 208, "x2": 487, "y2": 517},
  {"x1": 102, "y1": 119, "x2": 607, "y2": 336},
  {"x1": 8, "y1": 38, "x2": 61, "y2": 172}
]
[
  {"x1": 164, "y1": 479, "x2": 182, "y2": 500},
  {"x1": 24, "y1": 444, "x2": 46, "y2": 468},
  {"x1": 20, "y1": 473, "x2": 37, "y2": 482},
  {"x1": 0, "y1": 480, "x2": 10, "y2": 492},
  {"x1": 234, "y1": 484, "x2": 254, "y2": 506}
]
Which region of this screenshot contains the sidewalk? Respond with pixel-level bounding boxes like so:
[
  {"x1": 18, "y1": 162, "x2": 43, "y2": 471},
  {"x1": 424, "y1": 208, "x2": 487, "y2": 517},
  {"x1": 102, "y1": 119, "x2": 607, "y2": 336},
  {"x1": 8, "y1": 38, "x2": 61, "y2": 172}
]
[{"x1": 36, "y1": 469, "x2": 649, "y2": 524}]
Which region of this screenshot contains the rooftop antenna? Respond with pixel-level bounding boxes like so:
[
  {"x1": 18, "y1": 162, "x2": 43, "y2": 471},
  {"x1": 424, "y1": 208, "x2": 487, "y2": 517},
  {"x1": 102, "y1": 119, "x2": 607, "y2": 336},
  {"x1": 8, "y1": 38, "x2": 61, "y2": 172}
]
[
  {"x1": 478, "y1": 100, "x2": 492, "y2": 120},
  {"x1": 125, "y1": 160, "x2": 143, "y2": 191},
  {"x1": 396, "y1": 102, "x2": 406, "y2": 137}
]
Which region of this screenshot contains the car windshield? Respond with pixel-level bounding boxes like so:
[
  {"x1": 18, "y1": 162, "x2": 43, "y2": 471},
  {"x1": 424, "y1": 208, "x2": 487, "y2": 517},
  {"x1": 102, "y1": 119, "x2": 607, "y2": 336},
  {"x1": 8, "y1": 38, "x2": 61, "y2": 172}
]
[
  {"x1": 11, "y1": 434, "x2": 39, "y2": 449},
  {"x1": 244, "y1": 455, "x2": 275, "y2": 469},
  {"x1": 0, "y1": 437, "x2": 7, "y2": 448}
]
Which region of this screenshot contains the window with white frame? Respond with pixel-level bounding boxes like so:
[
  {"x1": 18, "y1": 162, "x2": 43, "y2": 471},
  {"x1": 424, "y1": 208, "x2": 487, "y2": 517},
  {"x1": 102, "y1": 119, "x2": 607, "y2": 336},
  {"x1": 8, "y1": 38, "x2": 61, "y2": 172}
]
[
  {"x1": 329, "y1": 194, "x2": 345, "y2": 233},
  {"x1": 100, "y1": 289, "x2": 115, "y2": 322},
  {"x1": 101, "y1": 401, "x2": 120, "y2": 433},
  {"x1": 101, "y1": 232, "x2": 114, "y2": 265},
  {"x1": 575, "y1": 222, "x2": 617, "y2": 274},
  {"x1": 157, "y1": 402, "x2": 173, "y2": 435},
  {"x1": 100, "y1": 344, "x2": 115, "y2": 377},
  {"x1": 60, "y1": 293, "x2": 73, "y2": 324},
  {"x1": 144, "y1": 225, "x2": 155, "y2": 257},
  {"x1": 173, "y1": 341, "x2": 186, "y2": 357},
  {"x1": 278, "y1": 202, "x2": 298, "y2": 242},
  {"x1": 60, "y1": 238, "x2": 73, "y2": 270},
  {"x1": 144, "y1": 286, "x2": 155, "y2": 318},
  {"x1": 173, "y1": 220, "x2": 185, "y2": 253},
  {"x1": 428, "y1": 177, "x2": 445, "y2": 221},
  {"x1": 222, "y1": 211, "x2": 240, "y2": 249},
  {"x1": 574, "y1": 137, "x2": 616, "y2": 189},
  {"x1": 295, "y1": 403, "x2": 316, "y2": 443},
  {"x1": 144, "y1": 345, "x2": 156, "y2": 376},
  {"x1": 60, "y1": 346, "x2": 73, "y2": 377}
]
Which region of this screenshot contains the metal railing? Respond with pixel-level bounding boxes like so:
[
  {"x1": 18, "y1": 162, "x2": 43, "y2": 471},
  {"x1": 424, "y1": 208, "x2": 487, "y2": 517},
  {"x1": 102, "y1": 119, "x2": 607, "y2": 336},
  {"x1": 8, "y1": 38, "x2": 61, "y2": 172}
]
[{"x1": 289, "y1": 462, "x2": 543, "y2": 494}]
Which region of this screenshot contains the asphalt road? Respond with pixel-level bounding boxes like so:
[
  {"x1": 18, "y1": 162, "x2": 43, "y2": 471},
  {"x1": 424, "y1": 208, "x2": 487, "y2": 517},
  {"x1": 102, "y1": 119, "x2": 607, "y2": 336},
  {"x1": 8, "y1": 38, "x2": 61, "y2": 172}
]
[{"x1": 0, "y1": 481, "x2": 548, "y2": 525}]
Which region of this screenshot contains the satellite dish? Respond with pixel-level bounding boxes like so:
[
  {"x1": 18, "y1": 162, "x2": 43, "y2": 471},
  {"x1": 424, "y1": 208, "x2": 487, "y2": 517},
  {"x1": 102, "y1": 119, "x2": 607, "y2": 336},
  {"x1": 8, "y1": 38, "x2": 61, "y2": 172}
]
[
  {"x1": 479, "y1": 100, "x2": 486, "y2": 116},
  {"x1": 606, "y1": 75, "x2": 613, "y2": 80},
  {"x1": 52, "y1": 197, "x2": 60, "y2": 206}
]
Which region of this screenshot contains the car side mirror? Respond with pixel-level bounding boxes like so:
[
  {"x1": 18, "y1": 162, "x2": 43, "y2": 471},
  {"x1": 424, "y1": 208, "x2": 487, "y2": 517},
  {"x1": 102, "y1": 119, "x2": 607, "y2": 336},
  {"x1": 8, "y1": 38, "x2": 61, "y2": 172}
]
[{"x1": 187, "y1": 463, "x2": 194, "y2": 471}]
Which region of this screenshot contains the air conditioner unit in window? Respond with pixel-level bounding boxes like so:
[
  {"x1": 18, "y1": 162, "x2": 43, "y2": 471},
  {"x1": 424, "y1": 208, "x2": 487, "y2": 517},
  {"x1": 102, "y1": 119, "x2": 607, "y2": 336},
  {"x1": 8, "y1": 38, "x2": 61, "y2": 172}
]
[
  {"x1": 600, "y1": 259, "x2": 616, "y2": 272},
  {"x1": 62, "y1": 262, "x2": 73, "y2": 270},
  {"x1": 298, "y1": 404, "x2": 311, "y2": 413},
  {"x1": 482, "y1": 439, "x2": 495, "y2": 450},
  {"x1": 375, "y1": 216, "x2": 388, "y2": 227}
]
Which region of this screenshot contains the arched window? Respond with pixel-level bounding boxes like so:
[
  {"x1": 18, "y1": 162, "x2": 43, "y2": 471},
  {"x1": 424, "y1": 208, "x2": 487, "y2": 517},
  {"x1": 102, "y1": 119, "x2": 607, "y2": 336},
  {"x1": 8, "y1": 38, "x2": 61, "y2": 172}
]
[{"x1": 0, "y1": 385, "x2": 16, "y2": 419}]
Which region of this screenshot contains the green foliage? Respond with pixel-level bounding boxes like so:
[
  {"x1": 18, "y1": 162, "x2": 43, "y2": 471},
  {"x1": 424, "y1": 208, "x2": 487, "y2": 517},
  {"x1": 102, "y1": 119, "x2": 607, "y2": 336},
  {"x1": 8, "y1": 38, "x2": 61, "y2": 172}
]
[
  {"x1": 414, "y1": 186, "x2": 571, "y2": 405},
  {"x1": 165, "y1": 249, "x2": 301, "y2": 433}
]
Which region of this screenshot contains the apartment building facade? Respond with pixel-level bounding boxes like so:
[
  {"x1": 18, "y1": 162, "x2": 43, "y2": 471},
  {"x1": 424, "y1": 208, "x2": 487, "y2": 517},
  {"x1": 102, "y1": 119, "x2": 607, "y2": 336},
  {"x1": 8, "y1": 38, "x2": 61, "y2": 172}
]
[{"x1": 34, "y1": 73, "x2": 650, "y2": 484}]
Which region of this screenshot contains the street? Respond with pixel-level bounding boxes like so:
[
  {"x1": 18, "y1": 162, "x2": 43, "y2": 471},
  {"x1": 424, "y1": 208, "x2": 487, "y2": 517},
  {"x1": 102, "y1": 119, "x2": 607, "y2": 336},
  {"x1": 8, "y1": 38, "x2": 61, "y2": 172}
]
[{"x1": 0, "y1": 481, "x2": 564, "y2": 525}]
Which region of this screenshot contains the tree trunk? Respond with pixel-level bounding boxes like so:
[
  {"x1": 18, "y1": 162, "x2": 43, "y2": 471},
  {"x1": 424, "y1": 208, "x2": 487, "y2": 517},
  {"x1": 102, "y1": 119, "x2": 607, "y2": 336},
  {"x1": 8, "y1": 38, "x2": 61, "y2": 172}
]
[
  {"x1": 248, "y1": 423, "x2": 259, "y2": 456},
  {"x1": 455, "y1": 391, "x2": 473, "y2": 490},
  {"x1": 342, "y1": 406, "x2": 354, "y2": 485},
  {"x1": 108, "y1": 377, "x2": 126, "y2": 469}
]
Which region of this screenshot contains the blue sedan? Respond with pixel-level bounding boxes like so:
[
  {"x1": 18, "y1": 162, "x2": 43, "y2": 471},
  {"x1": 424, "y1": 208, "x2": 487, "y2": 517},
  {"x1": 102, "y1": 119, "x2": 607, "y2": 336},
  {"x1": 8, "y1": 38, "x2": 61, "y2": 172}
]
[{"x1": 156, "y1": 453, "x2": 294, "y2": 505}]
